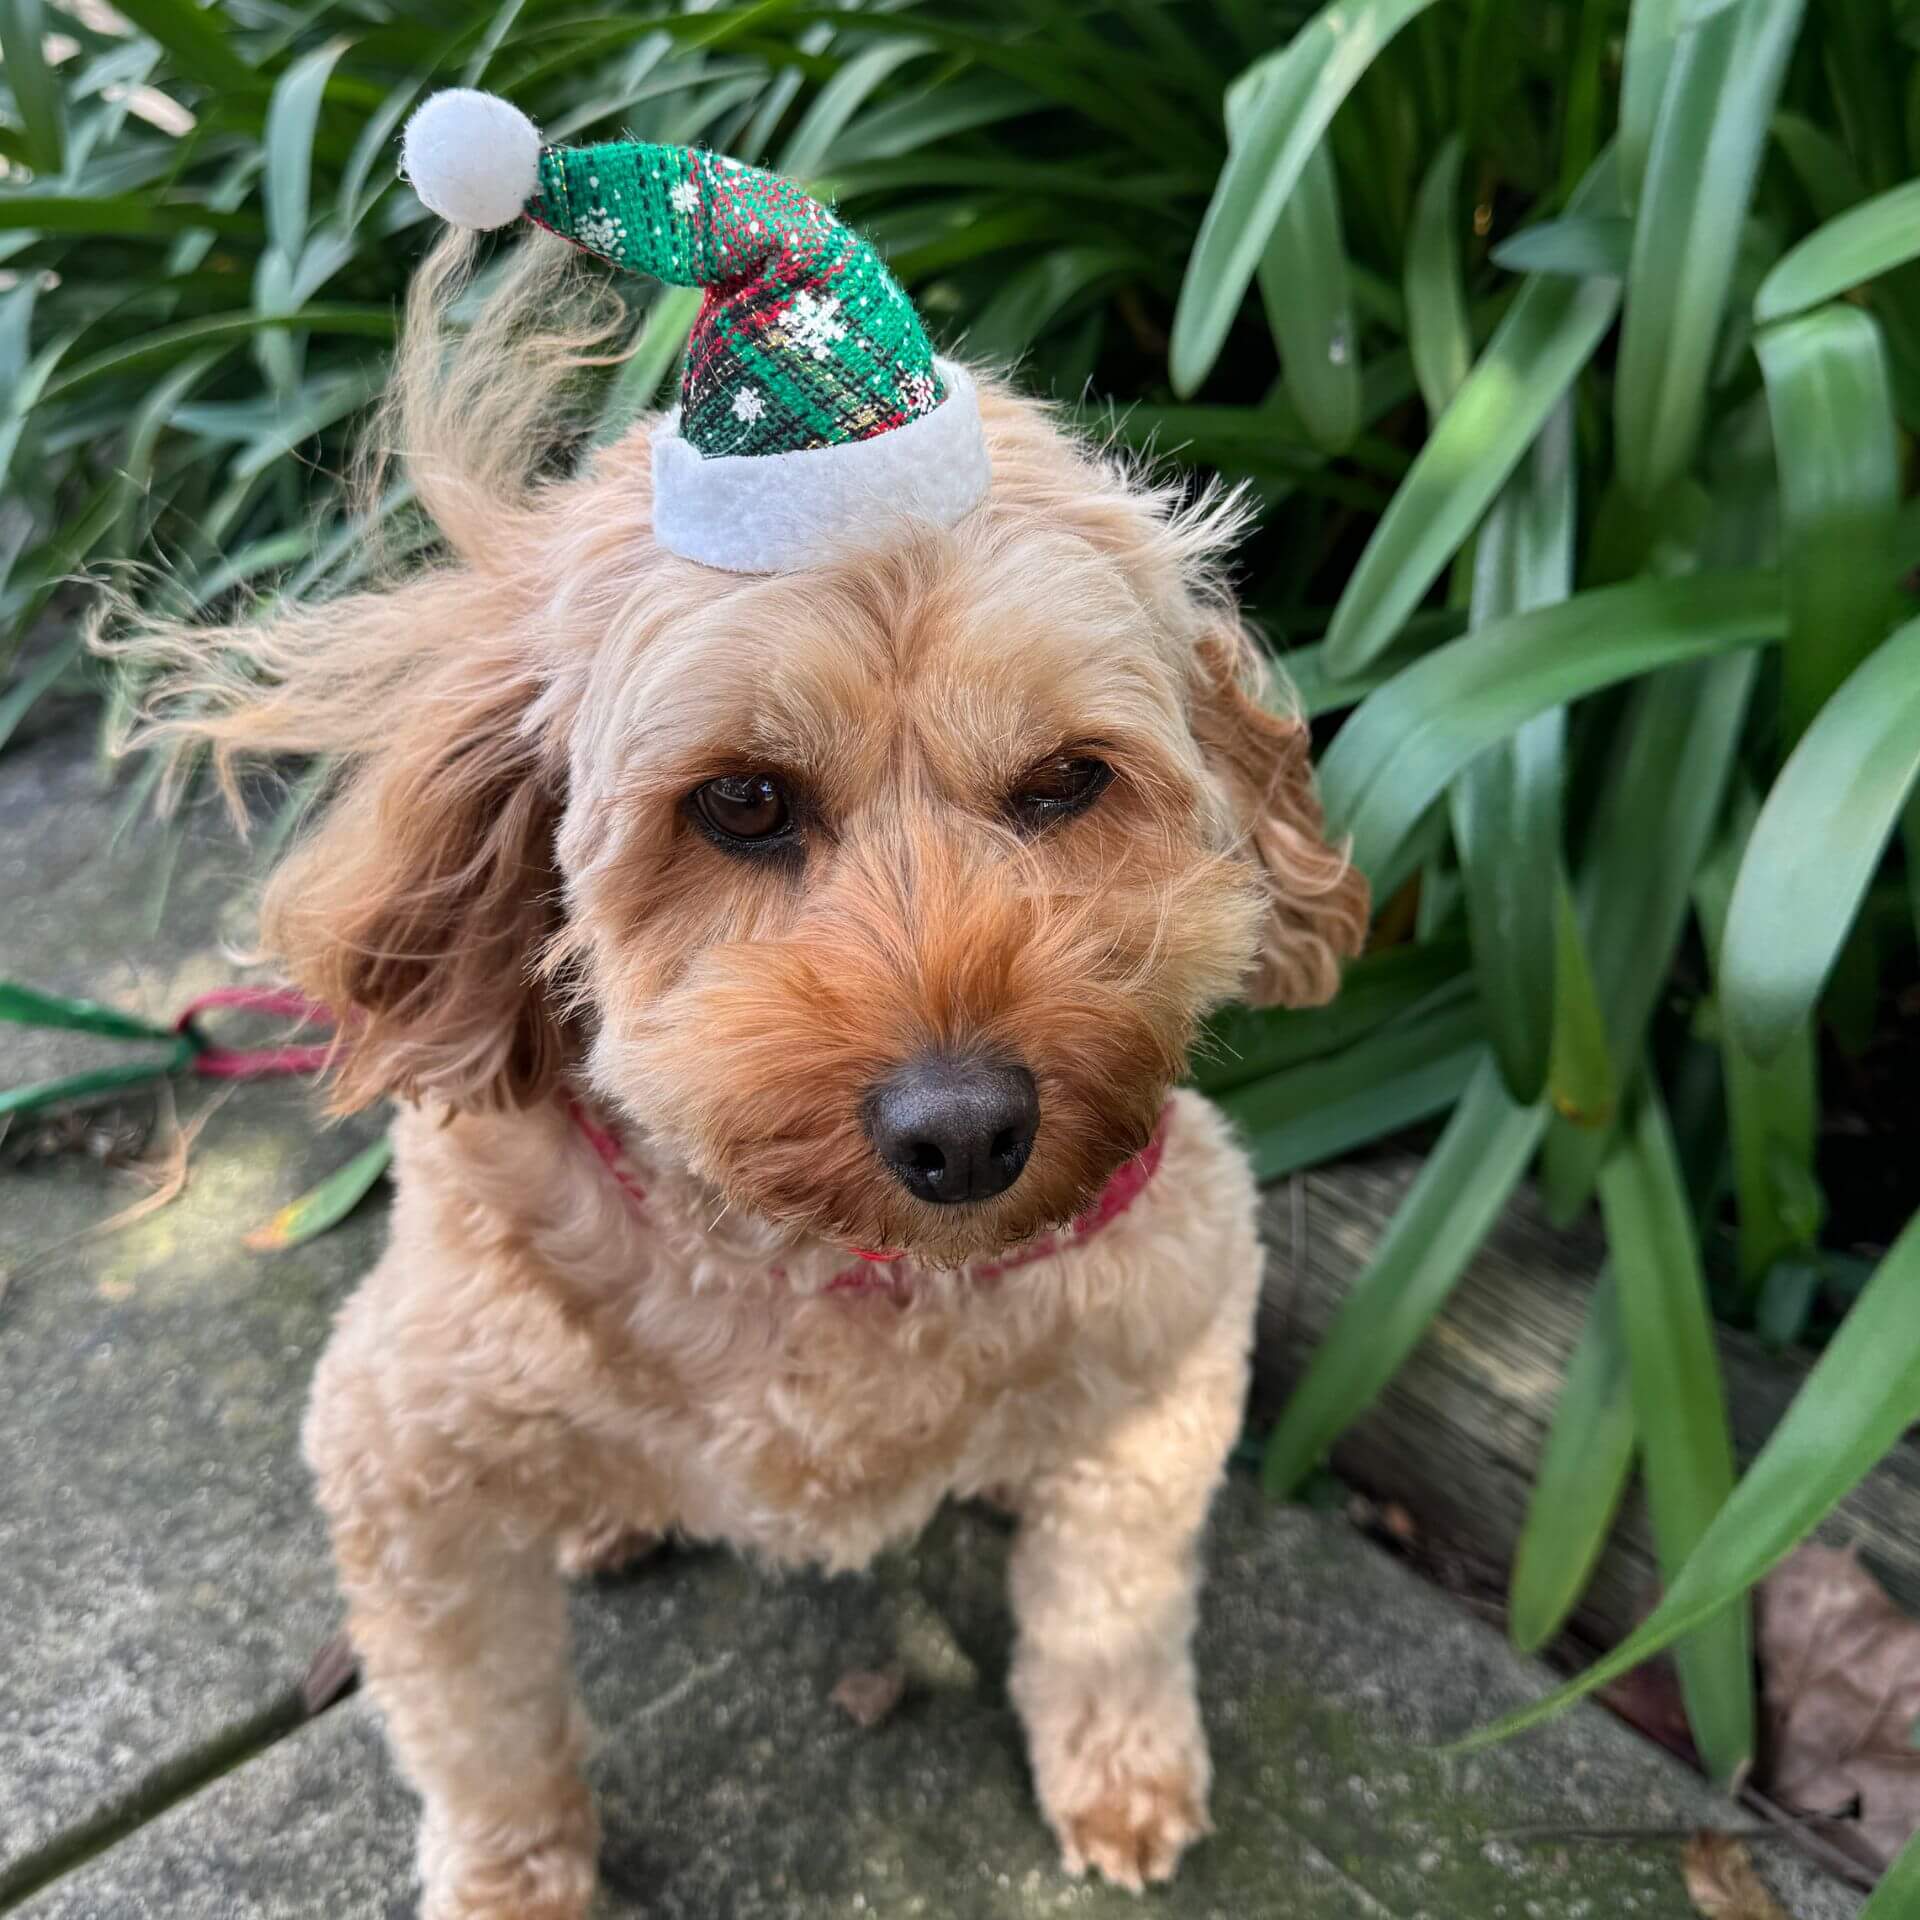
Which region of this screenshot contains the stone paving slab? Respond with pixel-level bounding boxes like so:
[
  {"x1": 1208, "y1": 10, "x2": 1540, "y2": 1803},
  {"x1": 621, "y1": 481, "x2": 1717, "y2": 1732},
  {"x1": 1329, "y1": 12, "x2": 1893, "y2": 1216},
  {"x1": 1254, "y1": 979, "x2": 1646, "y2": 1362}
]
[
  {"x1": 14, "y1": 1484, "x2": 1860, "y2": 1920},
  {"x1": 1, "y1": 705, "x2": 386, "y2": 1896}
]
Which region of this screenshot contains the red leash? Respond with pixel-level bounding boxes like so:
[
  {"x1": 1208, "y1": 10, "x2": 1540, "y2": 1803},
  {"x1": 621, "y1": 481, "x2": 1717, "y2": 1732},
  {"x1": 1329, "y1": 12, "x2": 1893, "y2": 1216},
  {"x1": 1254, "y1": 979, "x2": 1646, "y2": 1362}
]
[{"x1": 174, "y1": 985, "x2": 338, "y2": 1080}]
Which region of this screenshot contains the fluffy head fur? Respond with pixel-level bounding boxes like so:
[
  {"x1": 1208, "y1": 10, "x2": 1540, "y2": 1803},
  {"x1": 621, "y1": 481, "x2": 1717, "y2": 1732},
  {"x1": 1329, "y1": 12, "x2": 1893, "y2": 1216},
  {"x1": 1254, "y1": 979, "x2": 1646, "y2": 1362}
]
[{"x1": 117, "y1": 228, "x2": 1366, "y2": 1267}]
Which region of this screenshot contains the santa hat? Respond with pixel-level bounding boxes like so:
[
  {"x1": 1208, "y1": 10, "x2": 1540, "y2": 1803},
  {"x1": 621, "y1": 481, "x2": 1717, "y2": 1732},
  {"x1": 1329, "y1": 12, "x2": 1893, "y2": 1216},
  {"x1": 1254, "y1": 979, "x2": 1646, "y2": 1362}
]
[{"x1": 400, "y1": 88, "x2": 990, "y2": 574}]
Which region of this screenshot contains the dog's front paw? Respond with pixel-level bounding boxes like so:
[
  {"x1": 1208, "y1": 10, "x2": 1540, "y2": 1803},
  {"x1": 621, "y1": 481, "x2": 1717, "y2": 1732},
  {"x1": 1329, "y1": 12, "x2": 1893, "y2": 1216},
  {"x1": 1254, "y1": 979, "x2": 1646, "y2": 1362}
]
[
  {"x1": 420, "y1": 1794, "x2": 598, "y2": 1920},
  {"x1": 1054, "y1": 1760, "x2": 1212, "y2": 1892},
  {"x1": 1021, "y1": 1679, "x2": 1213, "y2": 1893},
  {"x1": 422, "y1": 1842, "x2": 596, "y2": 1920}
]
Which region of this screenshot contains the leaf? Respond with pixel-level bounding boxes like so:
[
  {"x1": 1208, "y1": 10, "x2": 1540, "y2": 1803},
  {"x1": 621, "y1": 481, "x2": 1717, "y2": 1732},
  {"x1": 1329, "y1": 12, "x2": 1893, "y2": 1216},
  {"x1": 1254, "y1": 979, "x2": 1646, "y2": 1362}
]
[
  {"x1": 1319, "y1": 573, "x2": 1782, "y2": 889},
  {"x1": 338, "y1": 72, "x2": 430, "y2": 227},
  {"x1": 1508, "y1": 1270, "x2": 1636, "y2": 1654},
  {"x1": 1613, "y1": 0, "x2": 1806, "y2": 502},
  {"x1": 1169, "y1": 0, "x2": 1442, "y2": 395},
  {"x1": 1721, "y1": 613, "x2": 1920, "y2": 1062},
  {"x1": 779, "y1": 38, "x2": 925, "y2": 177},
  {"x1": 0, "y1": 194, "x2": 265, "y2": 237},
  {"x1": 1456, "y1": 1200, "x2": 1920, "y2": 1756},
  {"x1": 1559, "y1": 0, "x2": 1612, "y2": 198},
  {"x1": 1194, "y1": 936, "x2": 1470, "y2": 1095},
  {"x1": 1862, "y1": 1828, "x2": 1920, "y2": 1919},
  {"x1": 1262, "y1": 1056, "x2": 1544, "y2": 1497},
  {"x1": 37, "y1": 306, "x2": 396, "y2": 405},
  {"x1": 1253, "y1": 137, "x2": 1360, "y2": 452},
  {"x1": 265, "y1": 36, "x2": 353, "y2": 263},
  {"x1": 964, "y1": 246, "x2": 1141, "y2": 368},
  {"x1": 182, "y1": 530, "x2": 316, "y2": 612},
  {"x1": 230, "y1": 364, "x2": 386, "y2": 482},
  {"x1": 1770, "y1": 111, "x2": 1867, "y2": 224},
  {"x1": 1758, "y1": 1545, "x2": 1920, "y2": 1874},
  {"x1": 1405, "y1": 134, "x2": 1471, "y2": 416},
  {"x1": 0, "y1": 979, "x2": 180, "y2": 1042},
  {"x1": 1539, "y1": 653, "x2": 1759, "y2": 1220},
  {"x1": 829, "y1": 72, "x2": 1041, "y2": 166},
  {"x1": 0, "y1": 631, "x2": 81, "y2": 753},
  {"x1": 1216, "y1": 988, "x2": 1485, "y2": 1182},
  {"x1": 1755, "y1": 177, "x2": 1920, "y2": 324},
  {"x1": 461, "y1": 0, "x2": 529, "y2": 89},
  {"x1": 1488, "y1": 214, "x2": 1633, "y2": 279},
  {"x1": 1449, "y1": 399, "x2": 1574, "y2": 1103},
  {"x1": 0, "y1": 0, "x2": 66, "y2": 174},
  {"x1": 244, "y1": 1132, "x2": 393, "y2": 1252},
  {"x1": 1599, "y1": 1078, "x2": 1754, "y2": 1785},
  {"x1": 734, "y1": 24, "x2": 823, "y2": 163},
  {"x1": 830, "y1": 1662, "x2": 907, "y2": 1729},
  {"x1": 593, "y1": 285, "x2": 701, "y2": 446},
  {"x1": 1681, "y1": 1832, "x2": 1789, "y2": 1920},
  {"x1": 0, "y1": 272, "x2": 33, "y2": 397},
  {"x1": 1281, "y1": 620, "x2": 1456, "y2": 717},
  {"x1": 1695, "y1": 804, "x2": 1819, "y2": 1288},
  {"x1": 1547, "y1": 875, "x2": 1615, "y2": 1129},
  {"x1": 1323, "y1": 151, "x2": 1620, "y2": 671},
  {"x1": 1753, "y1": 1252, "x2": 1822, "y2": 1350},
  {"x1": 1755, "y1": 304, "x2": 1901, "y2": 743},
  {"x1": 0, "y1": 1055, "x2": 190, "y2": 1121},
  {"x1": 745, "y1": 13, "x2": 1190, "y2": 156},
  {"x1": 1618, "y1": 0, "x2": 1688, "y2": 208},
  {"x1": 109, "y1": 0, "x2": 257, "y2": 92}
]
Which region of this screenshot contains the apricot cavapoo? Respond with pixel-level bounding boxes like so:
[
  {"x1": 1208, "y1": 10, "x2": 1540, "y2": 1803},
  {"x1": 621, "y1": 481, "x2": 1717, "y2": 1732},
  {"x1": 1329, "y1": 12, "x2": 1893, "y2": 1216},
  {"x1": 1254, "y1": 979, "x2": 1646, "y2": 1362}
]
[{"x1": 125, "y1": 101, "x2": 1366, "y2": 1919}]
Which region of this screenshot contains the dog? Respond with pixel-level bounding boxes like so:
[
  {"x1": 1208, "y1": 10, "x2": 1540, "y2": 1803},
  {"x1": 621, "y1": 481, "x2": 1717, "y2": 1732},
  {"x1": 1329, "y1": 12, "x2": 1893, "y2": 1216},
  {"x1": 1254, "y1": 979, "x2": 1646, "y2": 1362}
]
[{"x1": 126, "y1": 225, "x2": 1367, "y2": 1918}]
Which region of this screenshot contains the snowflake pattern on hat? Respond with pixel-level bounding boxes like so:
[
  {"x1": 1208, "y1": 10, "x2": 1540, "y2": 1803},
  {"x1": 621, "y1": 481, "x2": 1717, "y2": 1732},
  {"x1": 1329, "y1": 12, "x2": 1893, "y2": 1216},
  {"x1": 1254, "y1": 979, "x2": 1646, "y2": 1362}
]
[{"x1": 531, "y1": 142, "x2": 947, "y2": 461}]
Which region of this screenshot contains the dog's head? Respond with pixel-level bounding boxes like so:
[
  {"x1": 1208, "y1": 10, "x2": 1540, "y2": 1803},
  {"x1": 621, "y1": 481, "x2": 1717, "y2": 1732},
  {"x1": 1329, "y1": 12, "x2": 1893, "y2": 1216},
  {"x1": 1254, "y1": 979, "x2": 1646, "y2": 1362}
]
[{"x1": 171, "y1": 237, "x2": 1367, "y2": 1265}]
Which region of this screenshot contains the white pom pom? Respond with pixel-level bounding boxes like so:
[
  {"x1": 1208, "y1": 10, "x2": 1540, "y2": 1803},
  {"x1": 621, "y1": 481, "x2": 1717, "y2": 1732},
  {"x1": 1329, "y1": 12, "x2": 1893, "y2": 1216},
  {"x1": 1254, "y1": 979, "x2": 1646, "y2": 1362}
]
[{"x1": 402, "y1": 89, "x2": 541, "y2": 231}]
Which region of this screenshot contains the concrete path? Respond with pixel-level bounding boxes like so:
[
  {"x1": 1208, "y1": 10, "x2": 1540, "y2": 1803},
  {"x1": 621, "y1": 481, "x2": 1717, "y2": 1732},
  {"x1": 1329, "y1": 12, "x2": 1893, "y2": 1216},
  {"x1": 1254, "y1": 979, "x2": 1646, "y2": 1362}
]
[{"x1": 0, "y1": 705, "x2": 1859, "y2": 1919}]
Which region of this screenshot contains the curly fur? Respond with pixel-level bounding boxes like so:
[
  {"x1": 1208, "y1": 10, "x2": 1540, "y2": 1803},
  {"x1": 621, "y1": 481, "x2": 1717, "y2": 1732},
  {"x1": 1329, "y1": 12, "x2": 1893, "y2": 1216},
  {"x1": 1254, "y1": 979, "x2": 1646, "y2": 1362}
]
[{"x1": 111, "y1": 227, "x2": 1367, "y2": 1916}]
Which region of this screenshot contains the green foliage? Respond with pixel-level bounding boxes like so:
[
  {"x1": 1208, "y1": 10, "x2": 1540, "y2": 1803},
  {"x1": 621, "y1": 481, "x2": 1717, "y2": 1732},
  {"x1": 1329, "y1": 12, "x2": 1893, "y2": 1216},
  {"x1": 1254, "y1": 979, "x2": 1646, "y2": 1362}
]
[
  {"x1": 1464, "y1": 1197, "x2": 1920, "y2": 1753},
  {"x1": 1507, "y1": 1269, "x2": 1634, "y2": 1653},
  {"x1": 4, "y1": 0, "x2": 1920, "y2": 1783},
  {"x1": 1597, "y1": 1077, "x2": 1752, "y2": 1785}
]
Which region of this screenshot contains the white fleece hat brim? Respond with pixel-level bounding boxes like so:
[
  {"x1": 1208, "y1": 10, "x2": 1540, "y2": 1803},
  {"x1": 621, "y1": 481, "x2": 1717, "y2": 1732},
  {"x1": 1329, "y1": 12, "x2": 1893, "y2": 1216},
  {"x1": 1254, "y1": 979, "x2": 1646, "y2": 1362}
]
[{"x1": 650, "y1": 360, "x2": 990, "y2": 573}]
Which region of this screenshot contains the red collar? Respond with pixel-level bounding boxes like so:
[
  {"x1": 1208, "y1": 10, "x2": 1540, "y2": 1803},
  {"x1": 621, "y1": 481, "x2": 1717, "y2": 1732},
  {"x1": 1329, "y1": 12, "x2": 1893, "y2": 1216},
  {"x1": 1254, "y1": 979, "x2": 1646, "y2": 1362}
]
[{"x1": 566, "y1": 1095, "x2": 1171, "y2": 1300}]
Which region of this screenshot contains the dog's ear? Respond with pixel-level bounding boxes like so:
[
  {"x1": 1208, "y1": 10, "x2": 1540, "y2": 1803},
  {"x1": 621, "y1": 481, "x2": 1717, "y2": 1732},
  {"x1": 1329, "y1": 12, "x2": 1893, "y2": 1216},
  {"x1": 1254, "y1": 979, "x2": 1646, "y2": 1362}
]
[
  {"x1": 262, "y1": 646, "x2": 569, "y2": 1114},
  {"x1": 1190, "y1": 624, "x2": 1369, "y2": 1008}
]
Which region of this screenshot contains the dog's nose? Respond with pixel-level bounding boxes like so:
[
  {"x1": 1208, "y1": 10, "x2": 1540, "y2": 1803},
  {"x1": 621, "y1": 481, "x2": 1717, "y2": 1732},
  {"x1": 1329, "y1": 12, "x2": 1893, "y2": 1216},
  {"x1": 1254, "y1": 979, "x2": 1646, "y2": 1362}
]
[{"x1": 864, "y1": 1055, "x2": 1039, "y2": 1206}]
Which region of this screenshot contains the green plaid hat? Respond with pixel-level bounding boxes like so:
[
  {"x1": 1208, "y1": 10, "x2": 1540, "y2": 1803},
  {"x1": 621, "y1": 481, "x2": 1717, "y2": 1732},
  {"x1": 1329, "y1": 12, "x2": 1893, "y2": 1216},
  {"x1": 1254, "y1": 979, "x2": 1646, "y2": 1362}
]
[{"x1": 402, "y1": 89, "x2": 989, "y2": 573}]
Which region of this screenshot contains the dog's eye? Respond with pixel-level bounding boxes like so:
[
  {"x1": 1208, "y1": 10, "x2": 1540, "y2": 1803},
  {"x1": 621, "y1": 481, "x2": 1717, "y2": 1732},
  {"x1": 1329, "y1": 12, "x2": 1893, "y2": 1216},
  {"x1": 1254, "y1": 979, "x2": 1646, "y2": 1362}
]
[
  {"x1": 692, "y1": 773, "x2": 793, "y2": 846},
  {"x1": 1009, "y1": 755, "x2": 1113, "y2": 832}
]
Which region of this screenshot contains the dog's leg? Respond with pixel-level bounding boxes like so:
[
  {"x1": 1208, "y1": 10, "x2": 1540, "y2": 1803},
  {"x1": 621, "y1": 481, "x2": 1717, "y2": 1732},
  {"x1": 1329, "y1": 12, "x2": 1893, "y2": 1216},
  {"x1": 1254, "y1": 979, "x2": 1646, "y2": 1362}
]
[
  {"x1": 307, "y1": 1357, "x2": 598, "y2": 1920},
  {"x1": 1007, "y1": 1303, "x2": 1249, "y2": 1892}
]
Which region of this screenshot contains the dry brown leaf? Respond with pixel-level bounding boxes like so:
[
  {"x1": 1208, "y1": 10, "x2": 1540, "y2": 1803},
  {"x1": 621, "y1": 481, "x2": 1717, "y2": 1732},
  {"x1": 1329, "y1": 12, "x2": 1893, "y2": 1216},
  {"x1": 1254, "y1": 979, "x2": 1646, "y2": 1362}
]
[
  {"x1": 1681, "y1": 1831, "x2": 1789, "y2": 1920},
  {"x1": 301, "y1": 1629, "x2": 361, "y2": 1716},
  {"x1": 830, "y1": 1664, "x2": 906, "y2": 1729},
  {"x1": 1758, "y1": 1543, "x2": 1920, "y2": 1874},
  {"x1": 1599, "y1": 1656, "x2": 1701, "y2": 1771}
]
